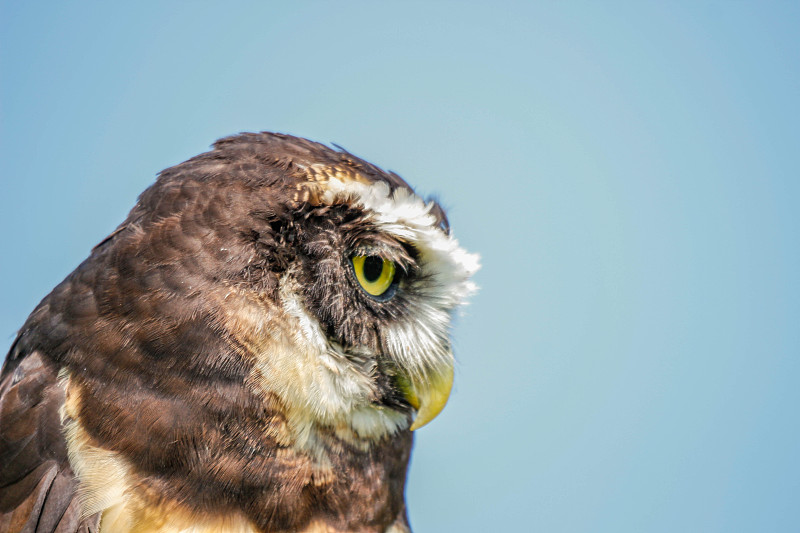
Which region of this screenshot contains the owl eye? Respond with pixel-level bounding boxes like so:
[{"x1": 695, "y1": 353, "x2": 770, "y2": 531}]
[{"x1": 351, "y1": 255, "x2": 397, "y2": 299}]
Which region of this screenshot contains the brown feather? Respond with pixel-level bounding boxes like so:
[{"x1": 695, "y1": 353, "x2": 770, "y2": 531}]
[{"x1": 0, "y1": 351, "x2": 100, "y2": 532}]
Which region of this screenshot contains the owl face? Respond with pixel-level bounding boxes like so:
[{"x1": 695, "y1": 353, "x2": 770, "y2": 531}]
[{"x1": 229, "y1": 165, "x2": 479, "y2": 445}]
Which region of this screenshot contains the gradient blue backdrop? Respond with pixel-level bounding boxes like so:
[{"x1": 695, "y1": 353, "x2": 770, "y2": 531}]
[{"x1": 2, "y1": 2, "x2": 798, "y2": 531}]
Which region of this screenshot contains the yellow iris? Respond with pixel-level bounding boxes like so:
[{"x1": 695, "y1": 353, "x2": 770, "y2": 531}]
[{"x1": 352, "y1": 255, "x2": 396, "y2": 297}]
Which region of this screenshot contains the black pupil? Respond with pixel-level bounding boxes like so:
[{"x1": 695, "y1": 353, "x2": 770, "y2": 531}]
[{"x1": 363, "y1": 256, "x2": 384, "y2": 283}]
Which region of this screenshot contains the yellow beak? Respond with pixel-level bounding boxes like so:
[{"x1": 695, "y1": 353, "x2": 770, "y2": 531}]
[{"x1": 399, "y1": 364, "x2": 454, "y2": 431}]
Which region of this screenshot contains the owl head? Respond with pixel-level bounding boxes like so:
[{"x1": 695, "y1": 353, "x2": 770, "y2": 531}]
[
  {"x1": 163, "y1": 133, "x2": 481, "y2": 441},
  {"x1": 26, "y1": 133, "x2": 478, "y2": 458}
]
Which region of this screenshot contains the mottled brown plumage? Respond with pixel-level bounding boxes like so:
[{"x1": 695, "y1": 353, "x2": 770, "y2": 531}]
[{"x1": 0, "y1": 133, "x2": 478, "y2": 533}]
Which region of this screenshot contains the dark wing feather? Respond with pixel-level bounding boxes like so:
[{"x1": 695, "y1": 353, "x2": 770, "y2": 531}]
[{"x1": 0, "y1": 350, "x2": 99, "y2": 533}]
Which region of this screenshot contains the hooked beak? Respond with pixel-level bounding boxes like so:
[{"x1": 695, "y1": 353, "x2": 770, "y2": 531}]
[{"x1": 398, "y1": 364, "x2": 454, "y2": 431}]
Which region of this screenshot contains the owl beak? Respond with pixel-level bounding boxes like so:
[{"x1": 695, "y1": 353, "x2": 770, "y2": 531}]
[{"x1": 400, "y1": 364, "x2": 454, "y2": 431}]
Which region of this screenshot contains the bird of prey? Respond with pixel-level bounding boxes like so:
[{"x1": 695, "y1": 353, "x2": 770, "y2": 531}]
[{"x1": 0, "y1": 133, "x2": 479, "y2": 533}]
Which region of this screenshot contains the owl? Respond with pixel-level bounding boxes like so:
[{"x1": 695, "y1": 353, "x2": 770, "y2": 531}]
[{"x1": 0, "y1": 132, "x2": 479, "y2": 533}]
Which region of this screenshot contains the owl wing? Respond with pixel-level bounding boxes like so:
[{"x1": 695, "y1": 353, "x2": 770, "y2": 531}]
[{"x1": 0, "y1": 348, "x2": 99, "y2": 533}]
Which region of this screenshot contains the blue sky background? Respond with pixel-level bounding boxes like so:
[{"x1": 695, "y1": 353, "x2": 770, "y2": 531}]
[{"x1": 2, "y1": 2, "x2": 799, "y2": 531}]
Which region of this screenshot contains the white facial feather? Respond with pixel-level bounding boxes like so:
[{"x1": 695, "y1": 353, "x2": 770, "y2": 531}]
[
  {"x1": 318, "y1": 176, "x2": 480, "y2": 308},
  {"x1": 319, "y1": 177, "x2": 480, "y2": 377}
]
